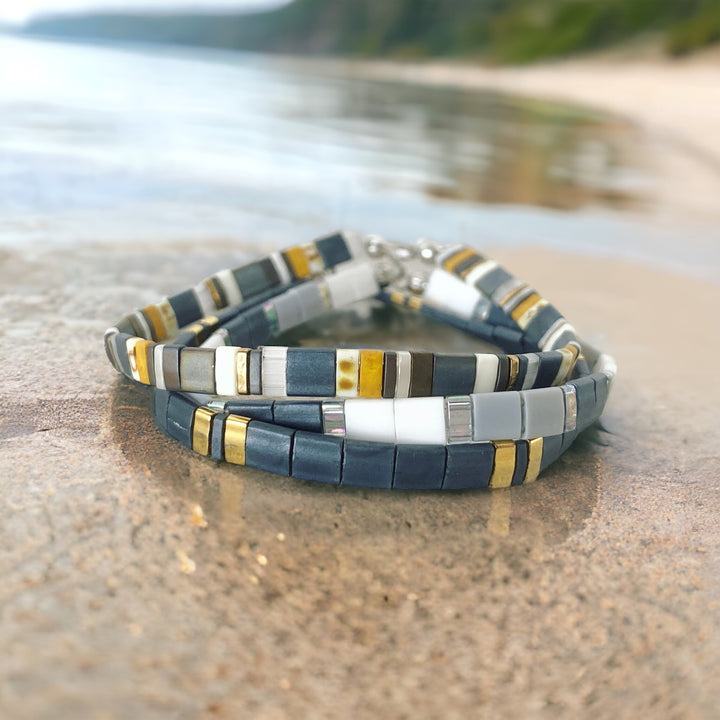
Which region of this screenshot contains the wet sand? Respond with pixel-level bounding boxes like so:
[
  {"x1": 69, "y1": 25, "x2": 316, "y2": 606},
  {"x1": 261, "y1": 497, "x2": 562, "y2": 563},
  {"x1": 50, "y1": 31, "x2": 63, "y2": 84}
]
[{"x1": 2, "y1": 236, "x2": 720, "y2": 719}]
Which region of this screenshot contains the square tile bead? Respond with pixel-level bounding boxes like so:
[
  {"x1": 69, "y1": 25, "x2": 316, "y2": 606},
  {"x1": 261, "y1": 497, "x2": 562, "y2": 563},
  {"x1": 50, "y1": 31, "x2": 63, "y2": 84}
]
[
  {"x1": 472, "y1": 391, "x2": 522, "y2": 441},
  {"x1": 520, "y1": 387, "x2": 566, "y2": 439},
  {"x1": 393, "y1": 445, "x2": 446, "y2": 490},
  {"x1": 342, "y1": 440, "x2": 395, "y2": 489}
]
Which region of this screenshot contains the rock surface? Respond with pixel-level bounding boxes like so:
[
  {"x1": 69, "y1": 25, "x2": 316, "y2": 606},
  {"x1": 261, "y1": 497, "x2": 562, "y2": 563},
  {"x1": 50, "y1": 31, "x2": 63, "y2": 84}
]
[{"x1": 2, "y1": 239, "x2": 719, "y2": 719}]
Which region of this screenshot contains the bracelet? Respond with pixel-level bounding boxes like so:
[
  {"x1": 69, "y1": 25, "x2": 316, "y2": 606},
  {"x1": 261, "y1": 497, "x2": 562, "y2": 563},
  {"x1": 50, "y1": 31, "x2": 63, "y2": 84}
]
[{"x1": 105, "y1": 231, "x2": 616, "y2": 490}]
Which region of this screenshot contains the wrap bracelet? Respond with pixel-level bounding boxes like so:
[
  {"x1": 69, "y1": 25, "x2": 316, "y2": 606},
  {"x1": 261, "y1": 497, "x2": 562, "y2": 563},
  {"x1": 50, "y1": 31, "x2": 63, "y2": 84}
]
[{"x1": 104, "y1": 231, "x2": 616, "y2": 490}]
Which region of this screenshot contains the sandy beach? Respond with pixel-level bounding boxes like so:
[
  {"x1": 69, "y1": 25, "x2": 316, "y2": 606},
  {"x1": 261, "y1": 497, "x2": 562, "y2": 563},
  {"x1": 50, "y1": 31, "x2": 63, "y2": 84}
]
[{"x1": 2, "y1": 44, "x2": 720, "y2": 719}]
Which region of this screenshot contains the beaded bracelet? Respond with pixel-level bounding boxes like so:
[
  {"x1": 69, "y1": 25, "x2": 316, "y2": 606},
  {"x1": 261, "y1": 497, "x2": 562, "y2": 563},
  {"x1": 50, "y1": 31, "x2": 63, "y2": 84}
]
[{"x1": 105, "y1": 231, "x2": 616, "y2": 490}]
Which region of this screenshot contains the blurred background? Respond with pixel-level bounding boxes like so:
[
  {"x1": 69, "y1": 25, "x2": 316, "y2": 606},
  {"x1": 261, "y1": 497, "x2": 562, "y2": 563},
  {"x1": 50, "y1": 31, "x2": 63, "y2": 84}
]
[{"x1": 1, "y1": 0, "x2": 719, "y2": 275}]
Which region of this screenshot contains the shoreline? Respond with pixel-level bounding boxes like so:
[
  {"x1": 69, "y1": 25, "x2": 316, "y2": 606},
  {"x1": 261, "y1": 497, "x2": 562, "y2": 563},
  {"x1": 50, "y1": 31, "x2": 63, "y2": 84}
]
[{"x1": 318, "y1": 53, "x2": 720, "y2": 164}]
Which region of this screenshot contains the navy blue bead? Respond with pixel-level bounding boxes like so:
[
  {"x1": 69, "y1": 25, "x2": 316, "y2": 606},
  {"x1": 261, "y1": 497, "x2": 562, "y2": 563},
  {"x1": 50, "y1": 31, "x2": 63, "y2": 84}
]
[
  {"x1": 443, "y1": 443, "x2": 493, "y2": 490},
  {"x1": 342, "y1": 440, "x2": 395, "y2": 489},
  {"x1": 291, "y1": 431, "x2": 343, "y2": 485},
  {"x1": 286, "y1": 348, "x2": 335, "y2": 396},
  {"x1": 568, "y1": 376, "x2": 596, "y2": 430},
  {"x1": 431, "y1": 354, "x2": 476, "y2": 396},
  {"x1": 245, "y1": 421, "x2": 294, "y2": 477},
  {"x1": 540, "y1": 433, "x2": 564, "y2": 471},
  {"x1": 511, "y1": 441, "x2": 529, "y2": 486},
  {"x1": 152, "y1": 389, "x2": 171, "y2": 433},
  {"x1": 487, "y1": 303, "x2": 518, "y2": 329},
  {"x1": 272, "y1": 401, "x2": 323, "y2": 432},
  {"x1": 535, "y1": 351, "x2": 563, "y2": 388},
  {"x1": 474, "y1": 265, "x2": 512, "y2": 296},
  {"x1": 491, "y1": 325, "x2": 524, "y2": 354},
  {"x1": 224, "y1": 400, "x2": 274, "y2": 423},
  {"x1": 166, "y1": 393, "x2": 196, "y2": 448},
  {"x1": 168, "y1": 289, "x2": 201, "y2": 329},
  {"x1": 210, "y1": 412, "x2": 229, "y2": 461},
  {"x1": 315, "y1": 232, "x2": 351, "y2": 268},
  {"x1": 515, "y1": 354, "x2": 529, "y2": 390},
  {"x1": 393, "y1": 445, "x2": 446, "y2": 490},
  {"x1": 561, "y1": 429, "x2": 579, "y2": 452},
  {"x1": 233, "y1": 259, "x2": 277, "y2": 299},
  {"x1": 113, "y1": 333, "x2": 133, "y2": 378},
  {"x1": 522, "y1": 304, "x2": 562, "y2": 350}
]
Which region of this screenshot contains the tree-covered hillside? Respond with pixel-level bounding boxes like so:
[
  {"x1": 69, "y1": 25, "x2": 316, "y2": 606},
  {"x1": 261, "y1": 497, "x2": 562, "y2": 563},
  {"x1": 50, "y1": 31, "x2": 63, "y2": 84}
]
[{"x1": 21, "y1": 0, "x2": 720, "y2": 62}]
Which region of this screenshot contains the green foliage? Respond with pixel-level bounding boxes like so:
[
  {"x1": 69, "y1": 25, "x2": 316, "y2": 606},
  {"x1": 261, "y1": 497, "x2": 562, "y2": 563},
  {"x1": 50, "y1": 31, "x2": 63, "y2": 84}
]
[{"x1": 21, "y1": 0, "x2": 720, "y2": 61}]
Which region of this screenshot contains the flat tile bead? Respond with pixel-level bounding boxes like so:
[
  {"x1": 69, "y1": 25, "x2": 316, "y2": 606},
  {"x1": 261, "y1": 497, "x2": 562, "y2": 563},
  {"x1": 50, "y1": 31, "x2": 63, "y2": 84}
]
[
  {"x1": 359, "y1": 350, "x2": 384, "y2": 398},
  {"x1": 443, "y1": 442, "x2": 494, "y2": 490},
  {"x1": 210, "y1": 411, "x2": 229, "y2": 461},
  {"x1": 395, "y1": 351, "x2": 412, "y2": 398},
  {"x1": 179, "y1": 348, "x2": 216, "y2": 394},
  {"x1": 520, "y1": 387, "x2": 566, "y2": 439},
  {"x1": 161, "y1": 345, "x2": 182, "y2": 391},
  {"x1": 272, "y1": 401, "x2": 323, "y2": 433},
  {"x1": 261, "y1": 346, "x2": 287, "y2": 397},
  {"x1": 394, "y1": 397, "x2": 446, "y2": 444},
  {"x1": 286, "y1": 348, "x2": 335, "y2": 396},
  {"x1": 409, "y1": 352, "x2": 433, "y2": 397},
  {"x1": 473, "y1": 354, "x2": 499, "y2": 393},
  {"x1": 341, "y1": 440, "x2": 395, "y2": 489},
  {"x1": 345, "y1": 398, "x2": 395, "y2": 443},
  {"x1": 336, "y1": 349, "x2": 360, "y2": 397},
  {"x1": 432, "y1": 354, "x2": 476, "y2": 396},
  {"x1": 540, "y1": 433, "x2": 564, "y2": 471},
  {"x1": 215, "y1": 346, "x2": 239, "y2": 396},
  {"x1": 168, "y1": 289, "x2": 201, "y2": 329},
  {"x1": 291, "y1": 431, "x2": 343, "y2": 485},
  {"x1": 315, "y1": 231, "x2": 351, "y2": 268},
  {"x1": 472, "y1": 391, "x2": 522, "y2": 441},
  {"x1": 248, "y1": 350, "x2": 262, "y2": 395},
  {"x1": 393, "y1": 445, "x2": 446, "y2": 490},
  {"x1": 534, "y1": 351, "x2": 563, "y2": 389},
  {"x1": 382, "y1": 351, "x2": 397, "y2": 398},
  {"x1": 245, "y1": 421, "x2": 294, "y2": 476},
  {"x1": 511, "y1": 441, "x2": 529, "y2": 486},
  {"x1": 224, "y1": 399, "x2": 274, "y2": 423},
  {"x1": 166, "y1": 393, "x2": 196, "y2": 448}
]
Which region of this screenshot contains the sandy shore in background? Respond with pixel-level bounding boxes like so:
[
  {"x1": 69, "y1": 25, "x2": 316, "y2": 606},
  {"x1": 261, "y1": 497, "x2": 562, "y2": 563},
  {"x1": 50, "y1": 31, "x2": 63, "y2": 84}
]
[
  {"x1": 301, "y1": 53, "x2": 720, "y2": 221},
  {"x1": 345, "y1": 54, "x2": 720, "y2": 161}
]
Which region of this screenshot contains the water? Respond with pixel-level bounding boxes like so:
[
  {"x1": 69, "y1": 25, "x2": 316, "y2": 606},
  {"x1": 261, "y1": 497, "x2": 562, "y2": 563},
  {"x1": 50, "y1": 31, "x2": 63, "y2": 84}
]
[{"x1": 1, "y1": 35, "x2": 718, "y2": 278}]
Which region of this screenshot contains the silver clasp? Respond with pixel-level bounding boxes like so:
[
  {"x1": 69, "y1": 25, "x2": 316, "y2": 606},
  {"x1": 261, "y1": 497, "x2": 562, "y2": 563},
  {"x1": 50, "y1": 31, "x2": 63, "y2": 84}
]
[{"x1": 366, "y1": 235, "x2": 442, "y2": 294}]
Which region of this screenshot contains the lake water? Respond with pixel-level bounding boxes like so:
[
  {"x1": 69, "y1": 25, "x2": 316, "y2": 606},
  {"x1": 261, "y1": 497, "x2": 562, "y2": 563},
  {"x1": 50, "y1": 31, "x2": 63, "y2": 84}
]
[{"x1": 1, "y1": 35, "x2": 719, "y2": 279}]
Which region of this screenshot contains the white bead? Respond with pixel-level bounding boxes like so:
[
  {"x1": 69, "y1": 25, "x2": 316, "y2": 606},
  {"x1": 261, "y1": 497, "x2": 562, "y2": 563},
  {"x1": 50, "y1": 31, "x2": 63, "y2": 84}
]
[
  {"x1": 214, "y1": 268, "x2": 243, "y2": 307},
  {"x1": 215, "y1": 346, "x2": 239, "y2": 396},
  {"x1": 261, "y1": 346, "x2": 287, "y2": 397},
  {"x1": 193, "y1": 282, "x2": 217, "y2": 318},
  {"x1": 344, "y1": 399, "x2": 395, "y2": 442},
  {"x1": 423, "y1": 268, "x2": 482, "y2": 320},
  {"x1": 154, "y1": 343, "x2": 166, "y2": 390},
  {"x1": 395, "y1": 351, "x2": 412, "y2": 398},
  {"x1": 394, "y1": 397, "x2": 446, "y2": 445},
  {"x1": 270, "y1": 251, "x2": 292, "y2": 286},
  {"x1": 325, "y1": 262, "x2": 378, "y2": 308},
  {"x1": 473, "y1": 354, "x2": 499, "y2": 393}
]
